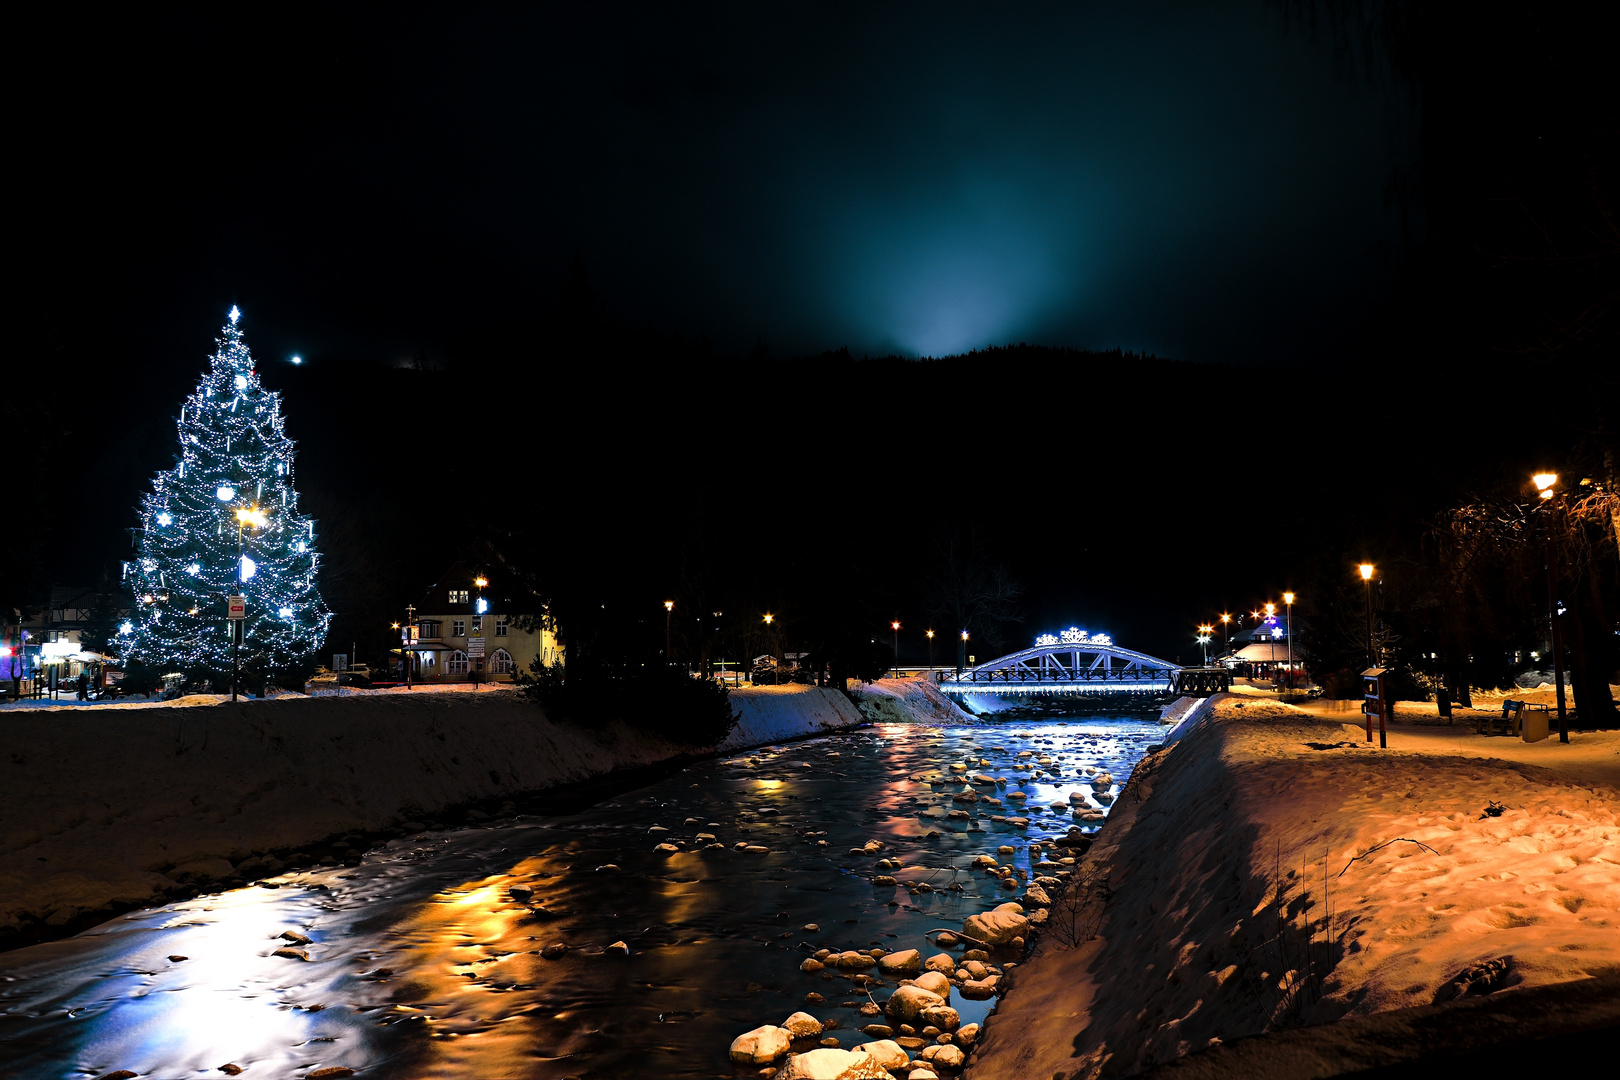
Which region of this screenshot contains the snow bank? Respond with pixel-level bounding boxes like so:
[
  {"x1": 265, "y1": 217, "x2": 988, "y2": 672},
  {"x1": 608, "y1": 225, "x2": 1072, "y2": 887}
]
[
  {"x1": 969, "y1": 699, "x2": 1620, "y2": 1080},
  {"x1": 851, "y1": 676, "x2": 978, "y2": 725},
  {"x1": 0, "y1": 684, "x2": 859, "y2": 944}
]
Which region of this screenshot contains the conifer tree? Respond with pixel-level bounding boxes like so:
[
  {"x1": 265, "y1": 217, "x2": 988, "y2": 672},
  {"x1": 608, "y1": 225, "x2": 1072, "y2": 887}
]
[{"x1": 121, "y1": 307, "x2": 329, "y2": 680}]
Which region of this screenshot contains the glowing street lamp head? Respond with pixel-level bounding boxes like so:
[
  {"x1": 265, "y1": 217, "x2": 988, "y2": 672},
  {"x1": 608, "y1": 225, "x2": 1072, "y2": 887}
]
[
  {"x1": 1358, "y1": 563, "x2": 1375, "y2": 581},
  {"x1": 1264, "y1": 602, "x2": 1276, "y2": 617},
  {"x1": 1283, "y1": 591, "x2": 1295, "y2": 605},
  {"x1": 960, "y1": 630, "x2": 969, "y2": 641},
  {"x1": 664, "y1": 600, "x2": 674, "y2": 612},
  {"x1": 763, "y1": 613, "x2": 773, "y2": 625},
  {"x1": 891, "y1": 621, "x2": 901, "y2": 631},
  {"x1": 1220, "y1": 613, "x2": 1231, "y2": 624},
  {"x1": 926, "y1": 629, "x2": 934, "y2": 639},
  {"x1": 1532, "y1": 472, "x2": 1558, "y2": 494}
]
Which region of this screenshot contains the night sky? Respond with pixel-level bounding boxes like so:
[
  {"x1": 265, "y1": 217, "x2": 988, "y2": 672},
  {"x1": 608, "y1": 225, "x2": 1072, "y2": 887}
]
[
  {"x1": 20, "y1": 3, "x2": 1609, "y2": 668},
  {"x1": 25, "y1": 2, "x2": 1412, "y2": 369}
]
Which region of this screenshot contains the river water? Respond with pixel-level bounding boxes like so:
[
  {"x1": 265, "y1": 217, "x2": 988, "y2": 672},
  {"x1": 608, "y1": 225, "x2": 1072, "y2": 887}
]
[{"x1": 0, "y1": 714, "x2": 1163, "y2": 1079}]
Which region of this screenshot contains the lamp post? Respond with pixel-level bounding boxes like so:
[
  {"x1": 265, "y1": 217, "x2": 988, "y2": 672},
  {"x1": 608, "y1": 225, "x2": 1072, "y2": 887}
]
[
  {"x1": 231, "y1": 506, "x2": 267, "y2": 701},
  {"x1": 1358, "y1": 564, "x2": 1376, "y2": 669},
  {"x1": 1264, "y1": 602, "x2": 1277, "y2": 683},
  {"x1": 1532, "y1": 472, "x2": 1569, "y2": 742},
  {"x1": 1282, "y1": 592, "x2": 1295, "y2": 688},
  {"x1": 891, "y1": 620, "x2": 901, "y2": 674},
  {"x1": 1196, "y1": 625, "x2": 1212, "y2": 665},
  {"x1": 958, "y1": 630, "x2": 968, "y2": 677},
  {"x1": 664, "y1": 600, "x2": 674, "y2": 665},
  {"x1": 1219, "y1": 613, "x2": 1231, "y2": 660}
]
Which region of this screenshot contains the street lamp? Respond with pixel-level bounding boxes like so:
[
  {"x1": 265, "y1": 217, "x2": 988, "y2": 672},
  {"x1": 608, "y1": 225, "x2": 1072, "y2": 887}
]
[
  {"x1": 926, "y1": 629, "x2": 935, "y2": 673},
  {"x1": 1264, "y1": 602, "x2": 1277, "y2": 682},
  {"x1": 230, "y1": 506, "x2": 268, "y2": 701},
  {"x1": 1282, "y1": 592, "x2": 1295, "y2": 689},
  {"x1": 958, "y1": 630, "x2": 969, "y2": 677},
  {"x1": 1358, "y1": 564, "x2": 1376, "y2": 669},
  {"x1": 1219, "y1": 613, "x2": 1231, "y2": 659},
  {"x1": 664, "y1": 600, "x2": 674, "y2": 664},
  {"x1": 1532, "y1": 472, "x2": 1569, "y2": 741},
  {"x1": 1196, "y1": 625, "x2": 1213, "y2": 665},
  {"x1": 891, "y1": 620, "x2": 901, "y2": 673}
]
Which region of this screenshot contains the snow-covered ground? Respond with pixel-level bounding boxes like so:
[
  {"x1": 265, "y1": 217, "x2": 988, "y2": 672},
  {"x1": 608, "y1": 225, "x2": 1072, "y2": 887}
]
[
  {"x1": 851, "y1": 676, "x2": 978, "y2": 725},
  {"x1": 968, "y1": 698, "x2": 1620, "y2": 1079},
  {"x1": 0, "y1": 684, "x2": 861, "y2": 944}
]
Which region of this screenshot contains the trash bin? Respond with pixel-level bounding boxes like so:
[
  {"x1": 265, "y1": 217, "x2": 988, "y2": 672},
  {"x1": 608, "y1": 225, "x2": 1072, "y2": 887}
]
[
  {"x1": 1521, "y1": 706, "x2": 1549, "y2": 743},
  {"x1": 1437, "y1": 690, "x2": 1452, "y2": 719}
]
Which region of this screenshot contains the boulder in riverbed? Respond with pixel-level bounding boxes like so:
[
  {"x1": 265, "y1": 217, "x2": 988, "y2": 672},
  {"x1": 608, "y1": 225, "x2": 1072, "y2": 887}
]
[
  {"x1": 852, "y1": 1039, "x2": 910, "y2": 1070},
  {"x1": 730, "y1": 1025, "x2": 793, "y2": 1064},
  {"x1": 777, "y1": 1047, "x2": 894, "y2": 1078},
  {"x1": 782, "y1": 1011, "x2": 824, "y2": 1038},
  {"x1": 876, "y1": 948, "x2": 920, "y2": 975},
  {"x1": 912, "y1": 970, "x2": 951, "y2": 997},
  {"x1": 883, "y1": 984, "x2": 944, "y2": 1023},
  {"x1": 961, "y1": 904, "x2": 1028, "y2": 946}
]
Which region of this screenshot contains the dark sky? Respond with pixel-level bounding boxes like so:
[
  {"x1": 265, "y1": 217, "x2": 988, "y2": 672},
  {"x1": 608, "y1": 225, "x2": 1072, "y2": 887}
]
[{"x1": 26, "y1": 1, "x2": 1414, "y2": 371}]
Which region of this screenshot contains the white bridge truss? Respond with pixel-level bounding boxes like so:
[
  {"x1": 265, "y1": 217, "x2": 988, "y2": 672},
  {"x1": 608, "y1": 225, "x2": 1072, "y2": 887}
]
[{"x1": 939, "y1": 638, "x2": 1180, "y2": 695}]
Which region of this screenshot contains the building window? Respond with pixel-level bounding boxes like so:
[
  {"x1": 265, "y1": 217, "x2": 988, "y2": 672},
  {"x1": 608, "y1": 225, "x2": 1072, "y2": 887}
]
[
  {"x1": 489, "y1": 648, "x2": 515, "y2": 674},
  {"x1": 448, "y1": 590, "x2": 469, "y2": 604},
  {"x1": 495, "y1": 618, "x2": 508, "y2": 637},
  {"x1": 447, "y1": 650, "x2": 470, "y2": 675},
  {"x1": 453, "y1": 620, "x2": 465, "y2": 637},
  {"x1": 419, "y1": 620, "x2": 441, "y2": 639},
  {"x1": 472, "y1": 616, "x2": 482, "y2": 633}
]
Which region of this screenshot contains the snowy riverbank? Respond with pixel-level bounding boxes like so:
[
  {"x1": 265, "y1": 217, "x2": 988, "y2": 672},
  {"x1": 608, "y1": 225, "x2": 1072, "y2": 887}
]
[
  {"x1": 967, "y1": 698, "x2": 1620, "y2": 1079},
  {"x1": 852, "y1": 676, "x2": 979, "y2": 725},
  {"x1": 0, "y1": 684, "x2": 862, "y2": 946}
]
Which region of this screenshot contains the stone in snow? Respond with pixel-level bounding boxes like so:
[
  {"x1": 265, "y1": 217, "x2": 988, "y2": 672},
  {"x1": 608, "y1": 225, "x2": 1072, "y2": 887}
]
[
  {"x1": 509, "y1": 884, "x2": 533, "y2": 901},
  {"x1": 272, "y1": 947, "x2": 309, "y2": 961},
  {"x1": 541, "y1": 943, "x2": 567, "y2": 959},
  {"x1": 280, "y1": 930, "x2": 313, "y2": 945},
  {"x1": 307, "y1": 1068, "x2": 356, "y2": 1079},
  {"x1": 606, "y1": 940, "x2": 629, "y2": 957},
  {"x1": 654, "y1": 842, "x2": 679, "y2": 854},
  {"x1": 803, "y1": 923, "x2": 820, "y2": 932},
  {"x1": 777, "y1": 1047, "x2": 894, "y2": 1079},
  {"x1": 782, "y1": 1011, "x2": 824, "y2": 1038},
  {"x1": 731, "y1": 1025, "x2": 793, "y2": 1064},
  {"x1": 167, "y1": 954, "x2": 188, "y2": 962}
]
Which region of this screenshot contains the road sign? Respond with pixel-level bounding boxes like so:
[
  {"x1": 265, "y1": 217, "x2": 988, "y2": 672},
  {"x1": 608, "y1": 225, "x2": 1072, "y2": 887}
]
[
  {"x1": 227, "y1": 595, "x2": 246, "y2": 620},
  {"x1": 466, "y1": 637, "x2": 485, "y2": 658},
  {"x1": 334, "y1": 654, "x2": 348, "y2": 672}
]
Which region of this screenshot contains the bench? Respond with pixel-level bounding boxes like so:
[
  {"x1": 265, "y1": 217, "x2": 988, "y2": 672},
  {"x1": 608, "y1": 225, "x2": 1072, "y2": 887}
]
[{"x1": 1480, "y1": 698, "x2": 1549, "y2": 737}]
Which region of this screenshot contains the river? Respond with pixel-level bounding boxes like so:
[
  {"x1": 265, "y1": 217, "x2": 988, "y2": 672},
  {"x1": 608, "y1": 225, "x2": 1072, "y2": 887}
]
[{"x1": 0, "y1": 713, "x2": 1163, "y2": 1078}]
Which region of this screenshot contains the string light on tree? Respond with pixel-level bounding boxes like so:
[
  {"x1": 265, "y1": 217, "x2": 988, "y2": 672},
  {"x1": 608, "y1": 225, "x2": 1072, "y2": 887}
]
[{"x1": 121, "y1": 308, "x2": 330, "y2": 679}]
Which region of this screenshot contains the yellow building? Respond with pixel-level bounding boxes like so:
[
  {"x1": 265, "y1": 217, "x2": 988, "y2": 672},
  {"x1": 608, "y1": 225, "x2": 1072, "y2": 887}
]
[{"x1": 403, "y1": 562, "x2": 561, "y2": 682}]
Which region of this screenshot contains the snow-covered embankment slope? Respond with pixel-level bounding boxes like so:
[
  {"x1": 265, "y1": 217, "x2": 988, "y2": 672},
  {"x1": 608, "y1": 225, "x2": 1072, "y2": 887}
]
[
  {"x1": 0, "y1": 684, "x2": 861, "y2": 943},
  {"x1": 967, "y1": 699, "x2": 1620, "y2": 1080},
  {"x1": 852, "y1": 676, "x2": 978, "y2": 724}
]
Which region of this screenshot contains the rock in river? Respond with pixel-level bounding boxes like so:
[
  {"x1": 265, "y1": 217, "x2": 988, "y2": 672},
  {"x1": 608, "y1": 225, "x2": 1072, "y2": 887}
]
[
  {"x1": 876, "y1": 948, "x2": 920, "y2": 975},
  {"x1": 782, "y1": 1011, "x2": 824, "y2": 1038},
  {"x1": 962, "y1": 903, "x2": 1029, "y2": 947},
  {"x1": 731, "y1": 1025, "x2": 793, "y2": 1064},
  {"x1": 778, "y1": 1047, "x2": 894, "y2": 1078},
  {"x1": 883, "y1": 984, "x2": 944, "y2": 1023},
  {"x1": 912, "y1": 970, "x2": 951, "y2": 997},
  {"x1": 852, "y1": 1039, "x2": 910, "y2": 1070}
]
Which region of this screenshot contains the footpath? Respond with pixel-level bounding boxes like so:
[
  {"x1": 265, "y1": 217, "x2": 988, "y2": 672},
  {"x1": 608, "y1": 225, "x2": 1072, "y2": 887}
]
[
  {"x1": 966, "y1": 696, "x2": 1620, "y2": 1080},
  {"x1": 0, "y1": 683, "x2": 875, "y2": 948}
]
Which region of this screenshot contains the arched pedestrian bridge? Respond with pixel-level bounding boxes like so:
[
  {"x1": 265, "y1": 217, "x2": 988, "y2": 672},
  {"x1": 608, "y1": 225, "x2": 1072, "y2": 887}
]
[{"x1": 938, "y1": 628, "x2": 1189, "y2": 703}]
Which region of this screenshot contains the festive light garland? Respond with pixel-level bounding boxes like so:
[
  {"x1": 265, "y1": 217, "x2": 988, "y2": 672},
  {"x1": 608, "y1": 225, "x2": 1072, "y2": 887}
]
[{"x1": 120, "y1": 307, "x2": 330, "y2": 675}]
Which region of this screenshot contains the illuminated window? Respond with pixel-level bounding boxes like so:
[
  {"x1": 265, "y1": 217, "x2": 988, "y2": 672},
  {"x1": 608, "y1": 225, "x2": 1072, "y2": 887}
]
[
  {"x1": 448, "y1": 589, "x2": 469, "y2": 604},
  {"x1": 453, "y1": 619, "x2": 465, "y2": 637},
  {"x1": 495, "y1": 618, "x2": 508, "y2": 637},
  {"x1": 447, "y1": 650, "x2": 469, "y2": 675},
  {"x1": 489, "y1": 648, "x2": 515, "y2": 674}
]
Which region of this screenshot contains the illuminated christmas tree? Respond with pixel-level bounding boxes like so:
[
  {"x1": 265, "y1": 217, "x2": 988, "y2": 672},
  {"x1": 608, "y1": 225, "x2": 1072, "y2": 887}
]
[{"x1": 121, "y1": 307, "x2": 329, "y2": 681}]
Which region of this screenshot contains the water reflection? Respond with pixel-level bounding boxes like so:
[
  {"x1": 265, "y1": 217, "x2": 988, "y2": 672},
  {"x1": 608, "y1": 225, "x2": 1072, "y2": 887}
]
[{"x1": 0, "y1": 716, "x2": 1161, "y2": 1078}]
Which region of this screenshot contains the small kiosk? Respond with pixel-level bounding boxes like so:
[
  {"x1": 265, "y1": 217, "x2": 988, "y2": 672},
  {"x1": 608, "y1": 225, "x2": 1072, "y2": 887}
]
[{"x1": 1362, "y1": 667, "x2": 1389, "y2": 748}]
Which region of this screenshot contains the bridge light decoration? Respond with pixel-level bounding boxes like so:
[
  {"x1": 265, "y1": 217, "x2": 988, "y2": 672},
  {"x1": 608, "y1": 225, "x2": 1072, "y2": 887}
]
[{"x1": 1037, "y1": 628, "x2": 1113, "y2": 647}]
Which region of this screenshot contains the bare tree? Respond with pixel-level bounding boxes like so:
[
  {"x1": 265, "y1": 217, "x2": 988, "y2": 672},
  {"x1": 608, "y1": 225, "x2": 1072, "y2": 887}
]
[{"x1": 921, "y1": 526, "x2": 1023, "y2": 665}]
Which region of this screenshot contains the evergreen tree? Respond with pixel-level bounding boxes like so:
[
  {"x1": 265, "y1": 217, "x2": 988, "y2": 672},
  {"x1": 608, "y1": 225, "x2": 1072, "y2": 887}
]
[{"x1": 120, "y1": 307, "x2": 329, "y2": 680}]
